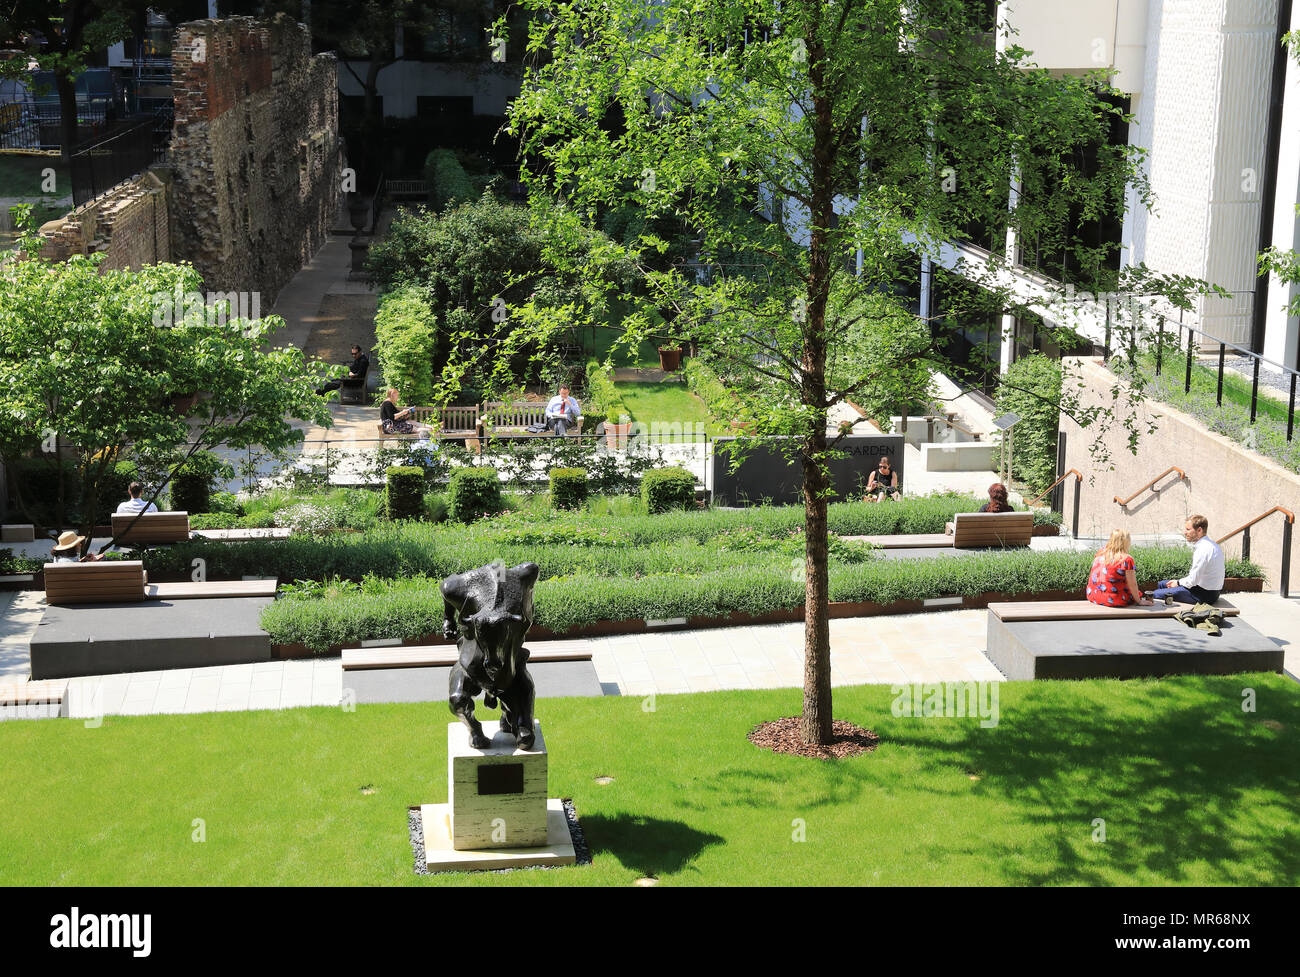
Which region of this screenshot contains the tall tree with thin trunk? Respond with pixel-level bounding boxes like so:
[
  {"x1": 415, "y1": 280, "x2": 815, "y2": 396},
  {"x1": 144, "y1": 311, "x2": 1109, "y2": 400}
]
[{"x1": 496, "y1": 0, "x2": 1203, "y2": 744}]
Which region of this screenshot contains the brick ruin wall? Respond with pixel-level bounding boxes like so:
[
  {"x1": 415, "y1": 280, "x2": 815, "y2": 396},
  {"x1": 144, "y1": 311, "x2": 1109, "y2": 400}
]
[
  {"x1": 169, "y1": 14, "x2": 340, "y2": 303},
  {"x1": 37, "y1": 170, "x2": 172, "y2": 268}
]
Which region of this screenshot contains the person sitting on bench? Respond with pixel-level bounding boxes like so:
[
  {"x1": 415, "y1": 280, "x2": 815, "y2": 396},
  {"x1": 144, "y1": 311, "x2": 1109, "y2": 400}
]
[
  {"x1": 864, "y1": 457, "x2": 901, "y2": 502},
  {"x1": 1153, "y1": 514, "x2": 1225, "y2": 605},
  {"x1": 380, "y1": 388, "x2": 432, "y2": 436},
  {"x1": 946, "y1": 482, "x2": 1013, "y2": 534},
  {"x1": 1086, "y1": 529, "x2": 1152, "y2": 607},
  {"x1": 545, "y1": 385, "x2": 582, "y2": 436},
  {"x1": 50, "y1": 531, "x2": 105, "y2": 563},
  {"x1": 316, "y1": 344, "x2": 369, "y2": 397},
  {"x1": 115, "y1": 481, "x2": 158, "y2": 516}
]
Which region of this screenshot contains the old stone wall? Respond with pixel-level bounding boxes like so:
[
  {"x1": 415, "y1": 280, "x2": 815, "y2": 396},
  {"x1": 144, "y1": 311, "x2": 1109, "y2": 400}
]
[
  {"x1": 36, "y1": 170, "x2": 171, "y2": 268},
  {"x1": 170, "y1": 14, "x2": 340, "y2": 304},
  {"x1": 1060, "y1": 356, "x2": 1298, "y2": 594}
]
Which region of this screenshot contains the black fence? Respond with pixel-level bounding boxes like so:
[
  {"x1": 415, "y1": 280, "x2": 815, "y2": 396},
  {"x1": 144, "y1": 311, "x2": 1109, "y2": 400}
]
[{"x1": 69, "y1": 121, "x2": 155, "y2": 207}]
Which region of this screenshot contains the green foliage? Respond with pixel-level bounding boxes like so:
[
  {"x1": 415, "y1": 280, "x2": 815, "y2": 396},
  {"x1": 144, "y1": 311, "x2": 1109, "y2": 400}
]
[
  {"x1": 995, "y1": 354, "x2": 1063, "y2": 494},
  {"x1": 423, "y1": 148, "x2": 476, "y2": 211},
  {"x1": 0, "y1": 547, "x2": 44, "y2": 575},
  {"x1": 374, "y1": 287, "x2": 437, "y2": 408},
  {"x1": 424, "y1": 492, "x2": 449, "y2": 523},
  {"x1": 447, "y1": 466, "x2": 505, "y2": 523},
  {"x1": 169, "y1": 452, "x2": 235, "y2": 515},
  {"x1": 683, "y1": 358, "x2": 749, "y2": 428},
  {"x1": 384, "y1": 467, "x2": 425, "y2": 521},
  {"x1": 549, "y1": 467, "x2": 589, "y2": 510},
  {"x1": 258, "y1": 545, "x2": 1261, "y2": 650},
  {"x1": 826, "y1": 284, "x2": 937, "y2": 422},
  {"x1": 582, "y1": 359, "x2": 630, "y2": 429},
  {"x1": 641, "y1": 466, "x2": 696, "y2": 514}
]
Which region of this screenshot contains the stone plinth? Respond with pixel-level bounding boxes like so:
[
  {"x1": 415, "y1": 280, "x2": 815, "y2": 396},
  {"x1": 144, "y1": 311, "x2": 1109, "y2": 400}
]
[{"x1": 448, "y1": 721, "x2": 548, "y2": 850}]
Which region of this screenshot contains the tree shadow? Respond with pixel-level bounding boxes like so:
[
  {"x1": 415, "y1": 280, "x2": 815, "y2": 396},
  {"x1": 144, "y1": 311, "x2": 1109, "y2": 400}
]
[{"x1": 579, "y1": 813, "x2": 725, "y2": 877}]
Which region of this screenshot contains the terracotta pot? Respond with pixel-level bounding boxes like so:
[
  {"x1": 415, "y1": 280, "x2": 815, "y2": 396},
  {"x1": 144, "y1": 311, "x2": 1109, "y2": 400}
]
[
  {"x1": 658, "y1": 347, "x2": 682, "y2": 371},
  {"x1": 604, "y1": 421, "x2": 632, "y2": 451}
]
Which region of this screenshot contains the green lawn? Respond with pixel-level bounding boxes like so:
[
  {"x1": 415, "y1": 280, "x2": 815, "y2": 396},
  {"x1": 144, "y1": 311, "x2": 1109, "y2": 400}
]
[
  {"x1": 2, "y1": 676, "x2": 1297, "y2": 885},
  {"x1": 616, "y1": 381, "x2": 730, "y2": 435},
  {"x1": 0, "y1": 154, "x2": 69, "y2": 199}
]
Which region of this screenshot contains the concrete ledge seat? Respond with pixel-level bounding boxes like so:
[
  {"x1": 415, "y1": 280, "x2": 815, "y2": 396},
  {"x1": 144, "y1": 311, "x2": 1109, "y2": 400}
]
[
  {"x1": 111, "y1": 511, "x2": 190, "y2": 545},
  {"x1": 985, "y1": 606, "x2": 1281, "y2": 681},
  {"x1": 346, "y1": 660, "x2": 603, "y2": 704},
  {"x1": 146, "y1": 580, "x2": 278, "y2": 600},
  {"x1": 922, "y1": 441, "x2": 997, "y2": 471},
  {"x1": 29, "y1": 597, "x2": 275, "y2": 679},
  {"x1": 342, "y1": 643, "x2": 593, "y2": 670}
]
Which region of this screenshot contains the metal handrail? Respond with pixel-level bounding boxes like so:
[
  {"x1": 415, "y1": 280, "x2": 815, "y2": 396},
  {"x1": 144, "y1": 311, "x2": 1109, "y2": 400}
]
[
  {"x1": 1216, "y1": 506, "x2": 1295, "y2": 545},
  {"x1": 1113, "y1": 466, "x2": 1186, "y2": 506},
  {"x1": 1028, "y1": 469, "x2": 1081, "y2": 507},
  {"x1": 1215, "y1": 506, "x2": 1295, "y2": 599}
]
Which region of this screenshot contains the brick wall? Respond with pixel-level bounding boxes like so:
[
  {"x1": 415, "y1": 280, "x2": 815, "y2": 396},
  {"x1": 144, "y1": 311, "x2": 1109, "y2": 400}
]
[
  {"x1": 169, "y1": 14, "x2": 340, "y2": 304},
  {"x1": 37, "y1": 170, "x2": 171, "y2": 268}
]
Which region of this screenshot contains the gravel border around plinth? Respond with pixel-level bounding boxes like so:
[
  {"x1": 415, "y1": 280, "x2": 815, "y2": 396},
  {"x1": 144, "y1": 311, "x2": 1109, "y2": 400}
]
[{"x1": 409, "y1": 799, "x2": 591, "y2": 876}]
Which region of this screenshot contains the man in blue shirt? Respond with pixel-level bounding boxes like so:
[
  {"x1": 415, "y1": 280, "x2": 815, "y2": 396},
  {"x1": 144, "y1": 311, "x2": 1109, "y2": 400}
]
[
  {"x1": 115, "y1": 482, "x2": 159, "y2": 516},
  {"x1": 545, "y1": 385, "x2": 582, "y2": 436}
]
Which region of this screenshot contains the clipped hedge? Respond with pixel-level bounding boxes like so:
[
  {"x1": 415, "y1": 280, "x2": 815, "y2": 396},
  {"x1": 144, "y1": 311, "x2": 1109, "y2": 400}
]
[
  {"x1": 374, "y1": 287, "x2": 437, "y2": 408},
  {"x1": 995, "y1": 353, "x2": 1062, "y2": 494},
  {"x1": 549, "y1": 467, "x2": 588, "y2": 510},
  {"x1": 424, "y1": 148, "x2": 475, "y2": 211},
  {"x1": 684, "y1": 357, "x2": 750, "y2": 427},
  {"x1": 643, "y1": 466, "x2": 696, "y2": 513},
  {"x1": 583, "y1": 358, "x2": 630, "y2": 429},
  {"x1": 385, "y1": 467, "x2": 425, "y2": 520},
  {"x1": 259, "y1": 546, "x2": 1263, "y2": 651},
  {"x1": 447, "y1": 466, "x2": 504, "y2": 523}
]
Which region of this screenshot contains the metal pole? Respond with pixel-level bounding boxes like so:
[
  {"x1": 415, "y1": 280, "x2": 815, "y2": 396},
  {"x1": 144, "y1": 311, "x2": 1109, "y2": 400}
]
[
  {"x1": 1155, "y1": 317, "x2": 1164, "y2": 376},
  {"x1": 1104, "y1": 306, "x2": 1111, "y2": 359},
  {"x1": 1282, "y1": 519, "x2": 1292, "y2": 600},
  {"x1": 1054, "y1": 431, "x2": 1066, "y2": 513},
  {"x1": 1243, "y1": 525, "x2": 1251, "y2": 565},
  {"x1": 1072, "y1": 476, "x2": 1081, "y2": 539},
  {"x1": 1184, "y1": 328, "x2": 1194, "y2": 394},
  {"x1": 1217, "y1": 346, "x2": 1225, "y2": 406},
  {"x1": 1251, "y1": 358, "x2": 1261, "y2": 424}
]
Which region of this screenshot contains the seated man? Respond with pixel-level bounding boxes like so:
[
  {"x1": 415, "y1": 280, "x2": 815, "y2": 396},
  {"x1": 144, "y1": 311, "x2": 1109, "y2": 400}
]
[
  {"x1": 115, "y1": 481, "x2": 158, "y2": 516},
  {"x1": 316, "y1": 344, "x2": 370, "y2": 397},
  {"x1": 545, "y1": 385, "x2": 583, "y2": 436},
  {"x1": 1154, "y1": 514, "x2": 1225, "y2": 605}
]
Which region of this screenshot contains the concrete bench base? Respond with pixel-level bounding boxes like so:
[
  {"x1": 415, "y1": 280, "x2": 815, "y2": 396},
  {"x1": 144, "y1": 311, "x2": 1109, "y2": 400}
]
[
  {"x1": 30, "y1": 597, "x2": 274, "y2": 680},
  {"x1": 985, "y1": 614, "x2": 1284, "y2": 681},
  {"x1": 346, "y1": 660, "x2": 604, "y2": 705}
]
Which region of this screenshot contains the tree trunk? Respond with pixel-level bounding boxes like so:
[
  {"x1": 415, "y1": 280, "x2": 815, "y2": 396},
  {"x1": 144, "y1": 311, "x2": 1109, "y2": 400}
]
[
  {"x1": 800, "y1": 28, "x2": 836, "y2": 746},
  {"x1": 56, "y1": 72, "x2": 79, "y2": 161}
]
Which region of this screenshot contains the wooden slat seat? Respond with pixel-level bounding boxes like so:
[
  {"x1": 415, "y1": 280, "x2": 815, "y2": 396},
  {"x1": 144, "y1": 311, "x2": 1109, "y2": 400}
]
[
  {"x1": 377, "y1": 404, "x2": 480, "y2": 438},
  {"x1": 481, "y1": 401, "x2": 584, "y2": 438},
  {"x1": 951, "y1": 511, "x2": 1034, "y2": 548},
  {"x1": 146, "y1": 580, "x2": 279, "y2": 600},
  {"x1": 111, "y1": 511, "x2": 190, "y2": 545},
  {"x1": 0, "y1": 679, "x2": 67, "y2": 706},
  {"x1": 191, "y1": 528, "x2": 293, "y2": 541},
  {"x1": 989, "y1": 599, "x2": 1240, "y2": 623},
  {"x1": 44, "y1": 561, "x2": 147, "y2": 605},
  {"x1": 342, "y1": 643, "x2": 593, "y2": 671}
]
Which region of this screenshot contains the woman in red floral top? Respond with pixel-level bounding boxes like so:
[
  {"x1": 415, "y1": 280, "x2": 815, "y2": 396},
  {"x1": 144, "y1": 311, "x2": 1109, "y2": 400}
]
[{"x1": 1087, "y1": 529, "x2": 1153, "y2": 607}]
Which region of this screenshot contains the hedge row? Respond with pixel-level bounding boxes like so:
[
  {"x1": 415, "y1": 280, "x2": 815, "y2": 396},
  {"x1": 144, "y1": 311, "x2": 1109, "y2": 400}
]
[
  {"x1": 683, "y1": 358, "x2": 750, "y2": 427},
  {"x1": 260, "y1": 546, "x2": 1262, "y2": 651},
  {"x1": 374, "y1": 287, "x2": 437, "y2": 408},
  {"x1": 583, "y1": 358, "x2": 630, "y2": 429}
]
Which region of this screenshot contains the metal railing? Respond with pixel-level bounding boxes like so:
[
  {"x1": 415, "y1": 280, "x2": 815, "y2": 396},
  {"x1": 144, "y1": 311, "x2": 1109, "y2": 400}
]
[
  {"x1": 1027, "y1": 469, "x2": 1082, "y2": 537},
  {"x1": 69, "y1": 120, "x2": 154, "y2": 207},
  {"x1": 1113, "y1": 466, "x2": 1187, "y2": 507},
  {"x1": 1216, "y1": 506, "x2": 1294, "y2": 599},
  {"x1": 1145, "y1": 316, "x2": 1299, "y2": 442}
]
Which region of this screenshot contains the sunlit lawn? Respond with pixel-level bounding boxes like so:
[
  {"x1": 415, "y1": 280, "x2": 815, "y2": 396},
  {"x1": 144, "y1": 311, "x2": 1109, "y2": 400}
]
[
  {"x1": 616, "y1": 381, "x2": 731, "y2": 436},
  {"x1": 1, "y1": 676, "x2": 1296, "y2": 886}
]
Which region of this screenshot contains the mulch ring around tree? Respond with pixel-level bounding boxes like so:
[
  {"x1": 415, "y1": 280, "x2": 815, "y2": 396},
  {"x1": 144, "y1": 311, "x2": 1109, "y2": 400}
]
[{"x1": 748, "y1": 716, "x2": 880, "y2": 760}]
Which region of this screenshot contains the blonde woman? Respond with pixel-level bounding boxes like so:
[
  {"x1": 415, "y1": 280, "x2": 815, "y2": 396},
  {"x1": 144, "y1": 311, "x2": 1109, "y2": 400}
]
[
  {"x1": 380, "y1": 388, "x2": 431, "y2": 436},
  {"x1": 1086, "y1": 529, "x2": 1152, "y2": 607}
]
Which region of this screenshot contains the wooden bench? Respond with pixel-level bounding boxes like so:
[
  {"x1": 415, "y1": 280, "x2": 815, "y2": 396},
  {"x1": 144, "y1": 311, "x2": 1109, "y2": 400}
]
[
  {"x1": 951, "y1": 511, "x2": 1034, "y2": 548},
  {"x1": 339, "y1": 362, "x2": 370, "y2": 405},
  {"x1": 988, "y1": 599, "x2": 1240, "y2": 623},
  {"x1": 111, "y1": 511, "x2": 190, "y2": 545},
  {"x1": 480, "y1": 401, "x2": 584, "y2": 437},
  {"x1": 846, "y1": 510, "x2": 1035, "y2": 550},
  {"x1": 377, "y1": 404, "x2": 480, "y2": 438},
  {"x1": 44, "y1": 561, "x2": 147, "y2": 605},
  {"x1": 191, "y1": 527, "x2": 293, "y2": 541},
  {"x1": 342, "y1": 643, "x2": 593, "y2": 671}
]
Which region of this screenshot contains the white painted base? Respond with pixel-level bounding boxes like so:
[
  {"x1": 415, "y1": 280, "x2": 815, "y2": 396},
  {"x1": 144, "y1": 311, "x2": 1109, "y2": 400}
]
[{"x1": 420, "y1": 798, "x2": 576, "y2": 873}]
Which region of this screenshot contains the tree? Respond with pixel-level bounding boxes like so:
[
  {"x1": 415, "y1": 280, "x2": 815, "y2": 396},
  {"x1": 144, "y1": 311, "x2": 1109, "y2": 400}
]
[
  {"x1": 0, "y1": 215, "x2": 334, "y2": 541},
  {"x1": 490, "y1": 0, "x2": 1211, "y2": 745}
]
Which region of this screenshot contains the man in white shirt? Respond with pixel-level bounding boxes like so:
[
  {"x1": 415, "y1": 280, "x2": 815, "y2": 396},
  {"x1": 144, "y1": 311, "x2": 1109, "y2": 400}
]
[
  {"x1": 115, "y1": 482, "x2": 159, "y2": 516},
  {"x1": 1154, "y1": 514, "x2": 1225, "y2": 605},
  {"x1": 545, "y1": 385, "x2": 582, "y2": 436}
]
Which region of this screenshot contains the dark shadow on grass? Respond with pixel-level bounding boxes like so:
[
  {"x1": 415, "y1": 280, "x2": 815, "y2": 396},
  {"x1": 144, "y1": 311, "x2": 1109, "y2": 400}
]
[{"x1": 579, "y1": 813, "x2": 725, "y2": 877}]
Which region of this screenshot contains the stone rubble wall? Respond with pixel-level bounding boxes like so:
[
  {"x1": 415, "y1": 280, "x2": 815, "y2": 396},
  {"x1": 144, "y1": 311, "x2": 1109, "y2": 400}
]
[{"x1": 36, "y1": 170, "x2": 171, "y2": 269}]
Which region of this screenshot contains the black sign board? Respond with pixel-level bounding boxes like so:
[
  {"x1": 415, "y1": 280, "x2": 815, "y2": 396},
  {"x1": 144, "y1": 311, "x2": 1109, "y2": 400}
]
[
  {"x1": 477, "y1": 763, "x2": 525, "y2": 796},
  {"x1": 709, "y1": 435, "x2": 907, "y2": 506}
]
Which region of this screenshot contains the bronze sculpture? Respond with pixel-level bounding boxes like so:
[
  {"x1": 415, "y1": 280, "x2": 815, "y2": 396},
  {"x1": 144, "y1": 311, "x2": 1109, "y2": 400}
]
[{"x1": 442, "y1": 560, "x2": 540, "y2": 750}]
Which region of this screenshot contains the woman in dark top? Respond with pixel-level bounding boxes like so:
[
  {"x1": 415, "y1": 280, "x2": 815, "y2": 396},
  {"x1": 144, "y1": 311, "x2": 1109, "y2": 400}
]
[
  {"x1": 380, "y1": 388, "x2": 431, "y2": 436},
  {"x1": 864, "y1": 457, "x2": 901, "y2": 502}
]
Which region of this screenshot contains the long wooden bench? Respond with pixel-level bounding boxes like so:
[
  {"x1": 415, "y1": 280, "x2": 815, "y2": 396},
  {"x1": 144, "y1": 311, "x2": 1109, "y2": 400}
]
[
  {"x1": 377, "y1": 405, "x2": 480, "y2": 438},
  {"x1": 147, "y1": 579, "x2": 279, "y2": 600},
  {"x1": 192, "y1": 528, "x2": 293, "y2": 541},
  {"x1": 0, "y1": 679, "x2": 68, "y2": 707},
  {"x1": 480, "y1": 401, "x2": 584, "y2": 438},
  {"x1": 847, "y1": 510, "x2": 1035, "y2": 550},
  {"x1": 111, "y1": 510, "x2": 190, "y2": 545},
  {"x1": 988, "y1": 599, "x2": 1240, "y2": 623},
  {"x1": 44, "y1": 561, "x2": 147, "y2": 605},
  {"x1": 342, "y1": 643, "x2": 593, "y2": 671}
]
